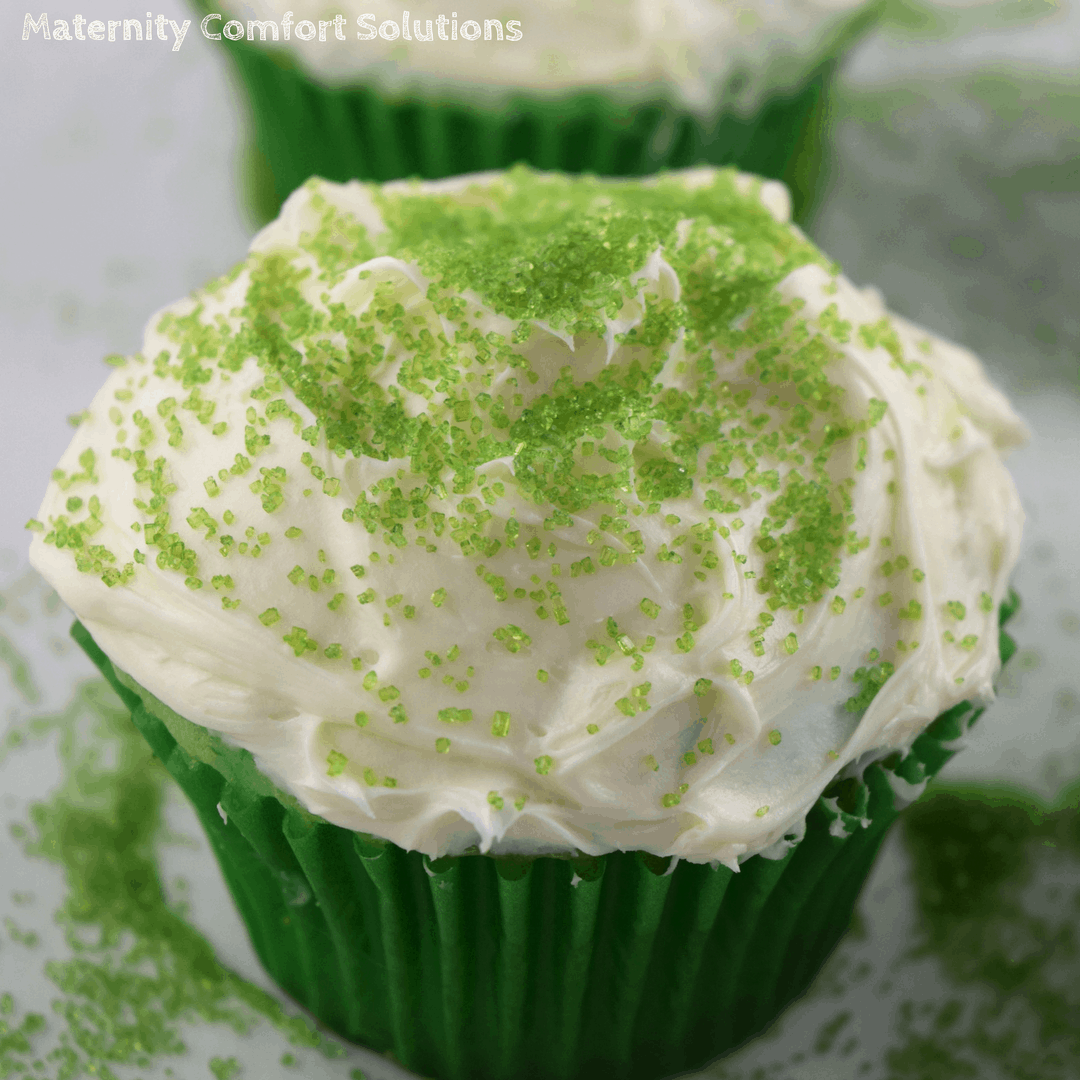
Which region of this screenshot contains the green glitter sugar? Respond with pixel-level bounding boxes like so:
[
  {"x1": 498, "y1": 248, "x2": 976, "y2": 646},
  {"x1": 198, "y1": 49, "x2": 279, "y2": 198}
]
[
  {"x1": 0, "y1": 633, "x2": 345, "y2": 1080},
  {"x1": 39, "y1": 167, "x2": 898, "y2": 623},
  {"x1": 29, "y1": 165, "x2": 967, "y2": 801}
]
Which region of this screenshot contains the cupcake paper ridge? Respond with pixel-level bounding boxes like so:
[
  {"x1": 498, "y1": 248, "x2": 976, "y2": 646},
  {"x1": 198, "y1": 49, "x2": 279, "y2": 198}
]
[{"x1": 30, "y1": 166, "x2": 1025, "y2": 866}]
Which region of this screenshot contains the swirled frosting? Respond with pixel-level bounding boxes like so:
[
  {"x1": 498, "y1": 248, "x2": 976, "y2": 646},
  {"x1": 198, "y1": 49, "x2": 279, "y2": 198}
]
[
  {"x1": 215, "y1": 0, "x2": 874, "y2": 111},
  {"x1": 30, "y1": 167, "x2": 1025, "y2": 866}
]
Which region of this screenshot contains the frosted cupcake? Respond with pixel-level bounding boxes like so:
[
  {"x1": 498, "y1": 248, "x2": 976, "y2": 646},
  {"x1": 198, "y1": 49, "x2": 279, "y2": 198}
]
[
  {"x1": 30, "y1": 167, "x2": 1023, "y2": 1080},
  {"x1": 198, "y1": 0, "x2": 882, "y2": 223}
]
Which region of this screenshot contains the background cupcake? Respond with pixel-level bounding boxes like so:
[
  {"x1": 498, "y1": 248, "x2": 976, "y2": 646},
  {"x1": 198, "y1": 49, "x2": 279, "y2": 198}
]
[
  {"x1": 197, "y1": 0, "x2": 882, "y2": 223},
  {"x1": 29, "y1": 166, "x2": 1024, "y2": 1080}
]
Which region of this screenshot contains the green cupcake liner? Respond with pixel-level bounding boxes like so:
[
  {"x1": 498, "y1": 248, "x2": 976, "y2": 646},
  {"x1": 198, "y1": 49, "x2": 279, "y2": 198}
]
[
  {"x1": 202, "y1": 3, "x2": 882, "y2": 226},
  {"x1": 72, "y1": 590, "x2": 1017, "y2": 1080},
  {"x1": 232, "y1": 53, "x2": 831, "y2": 225}
]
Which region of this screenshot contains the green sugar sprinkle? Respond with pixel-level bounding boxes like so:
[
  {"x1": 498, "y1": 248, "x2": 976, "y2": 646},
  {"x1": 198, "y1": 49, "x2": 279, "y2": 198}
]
[
  {"x1": 210, "y1": 1055, "x2": 241, "y2": 1079},
  {"x1": 493, "y1": 623, "x2": 532, "y2": 653},
  {"x1": 326, "y1": 749, "x2": 348, "y2": 776},
  {"x1": 845, "y1": 658, "x2": 895, "y2": 714},
  {"x1": 1, "y1": 672, "x2": 345, "y2": 1080},
  {"x1": 491, "y1": 710, "x2": 511, "y2": 737},
  {"x1": 898, "y1": 599, "x2": 922, "y2": 620},
  {"x1": 438, "y1": 707, "x2": 472, "y2": 724},
  {"x1": 282, "y1": 626, "x2": 317, "y2": 657},
  {"x1": 640, "y1": 597, "x2": 661, "y2": 619},
  {"x1": 435, "y1": 737, "x2": 450, "y2": 753},
  {"x1": 43, "y1": 169, "x2": 935, "y2": 714},
  {"x1": 534, "y1": 755, "x2": 553, "y2": 775},
  {"x1": 768, "y1": 729, "x2": 782, "y2": 745}
]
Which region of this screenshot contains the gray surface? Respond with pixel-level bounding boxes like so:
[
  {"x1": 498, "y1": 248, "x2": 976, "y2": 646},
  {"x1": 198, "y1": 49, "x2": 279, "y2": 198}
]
[{"x1": 2, "y1": 2, "x2": 1079, "y2": 1078}]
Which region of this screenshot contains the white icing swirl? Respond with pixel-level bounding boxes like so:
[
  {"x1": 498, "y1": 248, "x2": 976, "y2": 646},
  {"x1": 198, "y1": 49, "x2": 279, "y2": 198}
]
[{"x1": 30, "y1": 169, "x2": 1025, "y2": 867}]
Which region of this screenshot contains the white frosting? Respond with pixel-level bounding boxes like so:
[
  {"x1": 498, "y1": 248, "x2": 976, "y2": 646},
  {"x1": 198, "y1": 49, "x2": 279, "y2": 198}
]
[
  {"x1": 30, "y1": 168, "x2": 1026, "y2": 867},
  {"x1": 215, "y1": 0, "x2": 873, "y2": 110}
]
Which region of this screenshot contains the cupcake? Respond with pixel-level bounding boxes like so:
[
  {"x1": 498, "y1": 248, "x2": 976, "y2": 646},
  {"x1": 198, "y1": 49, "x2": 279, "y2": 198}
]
[
  {"x1": 29, "y1": 167, "x2": 1024, "y2": 1080},
  {"x1": 198, "y1": 0, "x2": 882, "y2": 224}
]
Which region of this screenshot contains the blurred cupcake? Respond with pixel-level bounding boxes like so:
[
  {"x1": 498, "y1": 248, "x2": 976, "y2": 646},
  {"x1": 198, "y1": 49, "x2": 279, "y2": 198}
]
[
  {"x1": 198, "y1": 0, "x2": 882, "y2": 223},
  {"x1": 31, "y1": 166, "x2": 1022, "y2": 1080}
]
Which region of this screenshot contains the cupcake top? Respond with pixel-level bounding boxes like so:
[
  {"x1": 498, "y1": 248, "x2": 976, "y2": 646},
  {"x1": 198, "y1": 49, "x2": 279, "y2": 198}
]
[
  {"x1": 30, "y1": 167, "x2": 1025, "y2": 867},
  {"x1": 214, "y1": 0, "x2": 875, "y2": 111}
]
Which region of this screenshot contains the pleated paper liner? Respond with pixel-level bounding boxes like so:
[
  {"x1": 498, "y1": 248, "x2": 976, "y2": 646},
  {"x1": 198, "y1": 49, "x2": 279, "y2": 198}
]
[
  {"x1": 73, "y1": 590, "x2": 1017, "y2": 1080},
  {"x1": 232, "y1": 54, "x2": 832, "y2": 226},
  {"x1": 199, "y1": 1, "x2": 884, "y2": 227}
]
